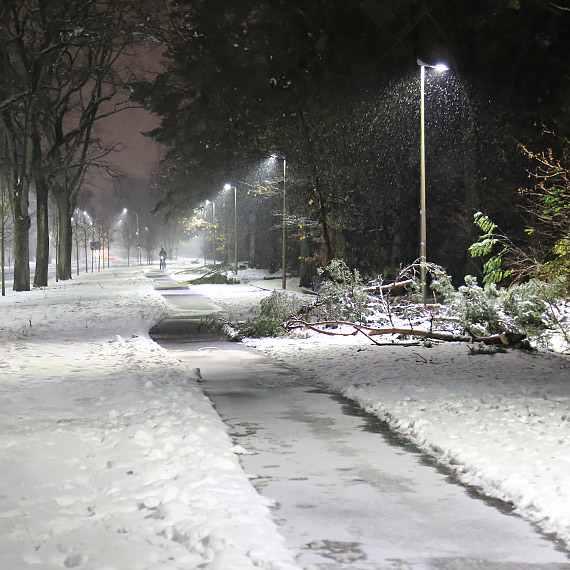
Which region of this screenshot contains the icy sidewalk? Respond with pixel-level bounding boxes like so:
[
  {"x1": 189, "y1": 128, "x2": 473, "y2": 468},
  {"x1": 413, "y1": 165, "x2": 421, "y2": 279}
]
[
  {"x1": 191, "y1": 281, "x2": 570, "y2": 558},
  {"x1": 169, "y1": 340, "x2": 570, "y2": 569},
  {"x1": 247, "y1": 334, "x2": 570, "y2": 555},
  {"x1": 0, "y1": 266, "x2": 300, "y2": 570}
]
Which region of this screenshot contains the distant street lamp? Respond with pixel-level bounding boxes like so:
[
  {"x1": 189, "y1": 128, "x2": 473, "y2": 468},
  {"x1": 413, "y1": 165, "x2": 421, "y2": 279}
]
[
  {"x1": 122, "y1": 207, "x2": 140, "y2": 265},
  {"x1": 270, "y1": 154, "x2": 287, "y2": 290},
  {"x1": 417, "y1": 58, "x2": 449, "y2": 303},
  {"x1": 224, "y1": 183, "x2": 238, "y2": 274}
]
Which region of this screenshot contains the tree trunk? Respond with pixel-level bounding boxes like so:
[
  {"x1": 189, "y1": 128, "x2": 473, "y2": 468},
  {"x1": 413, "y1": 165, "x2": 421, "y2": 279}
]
[
  {"x1": 3, "y1": 122, "x2": 33, "y2": 292},
  {"x1": 319, "y1": 196, "x2": 332, "y2": 263},
  {"x1": 249, "y1": 230, "x2": 256, "y2": 266},
  {"x1": 248, "y1": 210, "x2": 256, "y2": 266},
  {"x1": 55, "y1": 190, "x2": 73, "y2": 281},
  {"x1": 1, "y1": 197, "x2": 5, "y2": 297},
  {"x1": 33, "y1": 129, "x2": 50, "y2": 287},
  {"x1": 13, "y1": 203, "x2": 31, "y2": 291},
  {"x1": 314, "y1": 177, "x2": 332, "y2": 264},
  {"x1": 84, "y1": 233, "x2": 89, "y2": 273},
  {"x1": 33, "y1": 179, "x2": 50, "y2": 287},
  {"x1": 299, "y1": 233, "x2": 314, "y2": 289}
]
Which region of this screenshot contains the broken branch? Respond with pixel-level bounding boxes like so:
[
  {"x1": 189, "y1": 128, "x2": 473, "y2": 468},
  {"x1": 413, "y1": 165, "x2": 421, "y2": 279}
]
[
  {"x1": 284, "y1": 319, "x2": 526, "y2": 346},
  {"x1": 363, "y1": 279, "x2": 414, "y2": 293}
]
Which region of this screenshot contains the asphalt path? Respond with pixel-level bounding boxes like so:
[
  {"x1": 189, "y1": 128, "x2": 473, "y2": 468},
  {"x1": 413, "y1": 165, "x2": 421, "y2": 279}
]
[{"x1": 150, "y1": 274, "x2": 570, "y2": 570}]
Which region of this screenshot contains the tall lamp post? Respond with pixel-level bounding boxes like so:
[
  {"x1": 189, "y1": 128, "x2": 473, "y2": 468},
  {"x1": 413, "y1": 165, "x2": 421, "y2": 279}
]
[
  {"x1": 270, "y1": 154, "x2": 287, "y2": 290},
  {"x1": 223, "y1": 184, "x2": 238, "y2": 274},
  {"x1": 121, "y1": 208, "x2": 130, "y2": 266},
  {"x1": 417, "y1": 58, "x2": 448, "y2": 303}
]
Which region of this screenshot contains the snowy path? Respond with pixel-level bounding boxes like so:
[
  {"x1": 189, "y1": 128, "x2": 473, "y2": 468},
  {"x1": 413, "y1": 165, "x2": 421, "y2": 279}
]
[
  {"x1": 152, "y1": 281, "x2": 570, "y2": 570},
  {"x1": 0, "y1": 268, "x2": 300, "y2": 570}
]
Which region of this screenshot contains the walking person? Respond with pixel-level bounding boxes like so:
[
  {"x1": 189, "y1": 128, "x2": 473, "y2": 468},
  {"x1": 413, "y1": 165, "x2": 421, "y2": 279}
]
[{"x1": 159, "y1": 247, "x2": 167, "y2": 270}]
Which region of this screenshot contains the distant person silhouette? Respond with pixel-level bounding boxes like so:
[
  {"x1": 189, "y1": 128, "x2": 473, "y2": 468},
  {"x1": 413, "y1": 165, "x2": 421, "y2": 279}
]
[{"x1": 159, "y1": 247, "x2": 167, "y2": 270}]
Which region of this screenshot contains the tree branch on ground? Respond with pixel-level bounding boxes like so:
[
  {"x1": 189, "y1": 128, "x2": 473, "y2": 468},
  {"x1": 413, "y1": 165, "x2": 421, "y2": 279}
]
[{"x1": 283, "y1": 319, "x2": 527, "y2": 346}]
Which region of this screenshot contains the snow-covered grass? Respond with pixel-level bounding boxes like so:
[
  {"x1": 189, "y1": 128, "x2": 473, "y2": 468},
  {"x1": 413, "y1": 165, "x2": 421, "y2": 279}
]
[
  {"x1": 0, "y1": 264, "x2": 299, "y2": 570},
  {"x1": 197, "y1": 277, "x2": 570, "y2": 551}
]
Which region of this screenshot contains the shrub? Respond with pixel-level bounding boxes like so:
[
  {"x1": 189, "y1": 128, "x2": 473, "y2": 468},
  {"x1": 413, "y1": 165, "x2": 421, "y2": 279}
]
[
  {"x1": 502, "y1": 281, "x2": 554, "y2": 337},
  {"x1": 314, "y1": 259, "x2": 374, "y2": 324},
  {"x1": 227, "y1": 290, "x2": 307, "y2": 340},
  {"x1": 443, "y1": 275, "x2": 556, "y2": 339},
  {"x1": 448, "y1": 276, "x2": 503, "y2": 335}
]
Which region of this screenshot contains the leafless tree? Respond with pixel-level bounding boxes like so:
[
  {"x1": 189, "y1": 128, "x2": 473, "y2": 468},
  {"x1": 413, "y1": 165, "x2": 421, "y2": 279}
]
[{"x1": 0, "y1": 0, "x2": 161, "y2": 289}]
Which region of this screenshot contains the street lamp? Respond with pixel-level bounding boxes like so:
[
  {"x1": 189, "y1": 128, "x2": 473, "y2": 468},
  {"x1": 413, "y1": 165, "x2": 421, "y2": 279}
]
[
  {"x1": 417, "y1": 58, "x2": 449, "y2": 303},
  {"x1": 122, "y1": 207, "x2": 140, "y2": 265},
  {"x1": 270, "y1": 154, "x2": 287, "y2": 290},
  {"x1": 223, "y1": 183, "x2": 238, "y2": 275}
]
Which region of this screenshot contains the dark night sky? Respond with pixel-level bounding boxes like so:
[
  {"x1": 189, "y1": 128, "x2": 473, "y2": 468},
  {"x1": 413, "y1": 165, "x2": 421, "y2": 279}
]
[
  {"x1": 89, "y1": 45, "x2": 164, "y2": 215},
  {"x1": 98, "y1": 106, "x2": 161, "y2": 180},
  {"x1": 105, "y1": 44, "x2": 164, "y2": 178}
]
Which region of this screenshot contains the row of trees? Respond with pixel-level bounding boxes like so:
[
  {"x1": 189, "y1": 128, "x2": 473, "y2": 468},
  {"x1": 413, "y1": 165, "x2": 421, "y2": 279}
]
[
  {"x1": 0, "y1": 0, "x2": 164, "y2": 291},
  {"x1": 135, "y1": 0, "x2": 570, "y2": 286},
  {"x1": 5, "y1": 1, "x2": 566, "y2": 292}
]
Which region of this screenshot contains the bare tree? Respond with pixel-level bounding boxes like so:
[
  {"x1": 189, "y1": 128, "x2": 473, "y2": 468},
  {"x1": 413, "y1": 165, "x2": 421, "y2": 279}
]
[
  {"x1": 0, "y1": 0, "x2": 46, "y2": 290},
  {"x1": 72, "y1": 209, "x2": 94, "y2": 275},
  {"x1": 37, "y1": 0, "x2": 156, "y2": 282},
  {"x1": 0, "y1": 0, "x2": 161, "y2": 289}
]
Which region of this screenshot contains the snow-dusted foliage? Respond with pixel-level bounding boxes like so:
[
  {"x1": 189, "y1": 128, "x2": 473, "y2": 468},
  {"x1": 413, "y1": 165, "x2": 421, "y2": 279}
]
[{"x1": 306, "y1": 260, "x2": 569, "y2": 350}]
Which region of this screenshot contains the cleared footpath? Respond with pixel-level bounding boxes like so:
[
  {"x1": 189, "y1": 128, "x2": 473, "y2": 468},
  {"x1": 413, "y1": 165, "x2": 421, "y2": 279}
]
[{"x1": 150, "y1": 274, "x2": 570, "y2": 570}]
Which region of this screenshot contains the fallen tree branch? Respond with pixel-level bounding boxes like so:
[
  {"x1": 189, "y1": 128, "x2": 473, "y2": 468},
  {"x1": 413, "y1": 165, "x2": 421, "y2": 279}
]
[
  {"x1": 363, "y1": 279, "x2": 414, "y2": 293},
  {"x1": 284, "y1": 319, "x2": 526, "y2": 346}
]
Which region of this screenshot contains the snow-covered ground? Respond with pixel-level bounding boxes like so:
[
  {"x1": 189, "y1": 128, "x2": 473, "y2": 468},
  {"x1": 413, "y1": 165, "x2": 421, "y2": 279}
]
[
  {"x1": 194, "y1": 277, "x2": 570, "y2": 553},
  {"x1": 3, "y1": 259, "x2": 570, "y2": 568},
  {"x1": 0, "y1": 264, "x2": 299, "y2": 570}
]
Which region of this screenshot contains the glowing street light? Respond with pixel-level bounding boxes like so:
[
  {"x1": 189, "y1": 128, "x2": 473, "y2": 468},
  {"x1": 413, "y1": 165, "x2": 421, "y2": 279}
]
[
  {"x1": 417, "y1": 58, "x2": 449, "y2": 303},
  {"x1": 223, "y1": 183, "x2": 238, "y2": 274},
  {"x1": 270, "y1": 154, "x2": 287, "y2": 290},
  {"x1": 122, "y1": 207, "x2": 140, "y2": 265}
]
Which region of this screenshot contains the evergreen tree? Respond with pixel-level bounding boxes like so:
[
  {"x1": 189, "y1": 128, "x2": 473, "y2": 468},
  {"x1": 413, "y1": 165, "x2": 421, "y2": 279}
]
[{"x1": 133, "y1": 0, "x2": 570, "y2": 281}]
